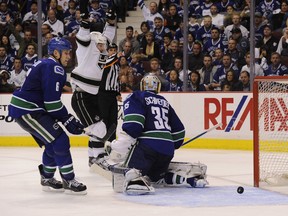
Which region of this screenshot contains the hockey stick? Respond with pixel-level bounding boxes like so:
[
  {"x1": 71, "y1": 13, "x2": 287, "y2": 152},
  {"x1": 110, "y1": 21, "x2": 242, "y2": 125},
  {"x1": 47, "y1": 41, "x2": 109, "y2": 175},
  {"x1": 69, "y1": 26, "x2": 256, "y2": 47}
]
[
  {"x1": 84, "y1": 123, "x2": 117, "y2": 143},
  {"x1": 181, "y1": 123, "x2": 223, "y2": 146}
]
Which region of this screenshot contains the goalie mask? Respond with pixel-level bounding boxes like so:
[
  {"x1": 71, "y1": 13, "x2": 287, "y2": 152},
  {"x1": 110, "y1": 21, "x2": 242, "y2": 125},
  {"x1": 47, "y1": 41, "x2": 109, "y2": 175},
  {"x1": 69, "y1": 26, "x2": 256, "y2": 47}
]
[{"x1": 140, "y1": 74, "x2": 161, "y2": 93}]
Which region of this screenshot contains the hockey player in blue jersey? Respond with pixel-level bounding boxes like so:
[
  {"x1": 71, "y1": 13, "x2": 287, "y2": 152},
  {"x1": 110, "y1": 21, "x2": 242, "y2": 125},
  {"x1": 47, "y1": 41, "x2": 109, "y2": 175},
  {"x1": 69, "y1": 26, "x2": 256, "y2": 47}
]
[
  {"x1": 106, "y1": 74, "x2": 208, "y2": 195},
  {"x1": 8, "y1": 37, "x2": 87, "y2": 195}
]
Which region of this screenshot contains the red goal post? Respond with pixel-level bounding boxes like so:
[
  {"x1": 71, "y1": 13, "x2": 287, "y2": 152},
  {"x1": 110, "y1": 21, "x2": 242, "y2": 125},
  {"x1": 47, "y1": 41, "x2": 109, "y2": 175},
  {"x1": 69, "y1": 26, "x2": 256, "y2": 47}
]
[{"x1": 253, "y1": 76, "x2": 288, "y2": 187}]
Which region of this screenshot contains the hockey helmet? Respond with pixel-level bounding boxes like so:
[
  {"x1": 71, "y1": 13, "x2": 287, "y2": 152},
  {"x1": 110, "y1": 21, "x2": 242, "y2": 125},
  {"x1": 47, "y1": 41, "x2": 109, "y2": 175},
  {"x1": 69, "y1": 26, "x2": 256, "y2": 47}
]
[
  {"x1": 90, "y1": 31, "x2": 107, "y2": 44},
  {"x1": 140, "y1": 73, "x2": 161, "y2": 93},
  {"x1": 48, "y1": 37, "x2": 72, "y2": 55}
]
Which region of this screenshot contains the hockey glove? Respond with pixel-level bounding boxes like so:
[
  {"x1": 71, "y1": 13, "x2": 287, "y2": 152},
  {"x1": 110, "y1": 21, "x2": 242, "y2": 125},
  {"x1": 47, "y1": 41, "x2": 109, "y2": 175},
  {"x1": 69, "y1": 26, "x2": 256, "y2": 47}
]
[
  {"x1": 62, "y1": 114, "x2": 84, "y2": 135},
  {"x1": 106, "y1": 8, "x2": 116, "y2": 21}
]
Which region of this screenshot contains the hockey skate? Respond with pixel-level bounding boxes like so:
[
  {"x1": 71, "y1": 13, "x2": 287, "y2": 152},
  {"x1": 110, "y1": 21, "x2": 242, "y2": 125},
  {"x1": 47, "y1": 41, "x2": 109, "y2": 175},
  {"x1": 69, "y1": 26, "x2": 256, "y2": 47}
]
[
  {"x1": 124, "y1": 169, "x2": 155, "y2": 195},
  {"x1": 89, "y1": 153, "x2": 111, "y2": 170},
  {"x1": 62, "y1": 178, "x2": 87, "y2": 195},
  {"x1": 38, "y1": 165, "x2": 64, "y2": 192}
]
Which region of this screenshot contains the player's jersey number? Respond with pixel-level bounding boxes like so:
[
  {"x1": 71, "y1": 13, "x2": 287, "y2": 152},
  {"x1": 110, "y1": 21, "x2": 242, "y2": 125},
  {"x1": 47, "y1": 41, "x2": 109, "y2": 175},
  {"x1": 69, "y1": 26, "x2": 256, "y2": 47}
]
[{"x1": 151, "y1": 106, "x2": 171, "y2": 130}]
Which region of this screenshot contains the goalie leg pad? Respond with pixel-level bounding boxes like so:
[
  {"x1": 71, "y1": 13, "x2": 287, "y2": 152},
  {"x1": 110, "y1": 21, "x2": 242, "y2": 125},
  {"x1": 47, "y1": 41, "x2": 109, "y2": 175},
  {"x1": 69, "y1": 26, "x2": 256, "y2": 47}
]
[
  {"x1": 124, "y1": 168, "x2": 155, "y2": 195},
  {"x1": 168, "y1": 161, "x2": 207, "y2": 178}
]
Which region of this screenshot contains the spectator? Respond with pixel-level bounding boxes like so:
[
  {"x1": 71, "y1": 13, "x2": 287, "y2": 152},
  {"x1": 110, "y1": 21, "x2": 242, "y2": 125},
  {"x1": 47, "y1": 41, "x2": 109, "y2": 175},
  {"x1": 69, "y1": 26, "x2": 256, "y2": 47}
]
[
  {"x1": 147, "y1": 57, "x2": 168, "y2": 91},
  {"x1": 161, "y1": 39, "x2": 182, "y2": 72},
  {"x1": 276, "y1": 27, "x2": 288, "y2": 57},
  {"x1": 48, "y1": 0, "x2": 64, "y2": 22},
  {"x1": 257, "y1": 0, "x2": 280, "y2": 21},
  {"x1": 208, "y1": 4, "x2": 225, "y2": 30},
  {"x1": 196, "y1": 15, "x2": 214, "y2": 45},
  {"x1": 138, "y1": 0, "x2": 164, "y2": 31},
  {"x1": 211, "y1": 53, "x2": 239, "y2": 90},
  {"x1": 134, "y1": 21, "x2": 150, "y2": 45},
  {"x1": 195, "y1": 0, "x2": 213, "y2": 17},
  {"x1": 186, "y1": 32, "x2": 195, "y2": 55},
  {"x1": 43, "y1": 9, "x2": 64, "y2": 37},
  {"x1": 0, "y1": 69, "x2": 16, "y2": 93},
  {"x1": 212, "y1": 47, "x2": 224, "y2": 69},
  {"x1": 113, "y1": 0, "x2": 128, "y2": 23},
  {"x1": 188, "y1": 14, "x2": 200, "y2": 38},
  {"x1": 165, "y1": 69, "x2": 183, "y2": 92},
  {"x1": 0, "y1": 2, "x2": 14, "y2": 32},
  {"x1": 241, "y1": 51, "x2": 264, "y2": 76},
  {"x1": 239, "y1": 70, "x2": 250, "y2": 91},
  {"x1": 42, "y1": 32, "x2": 54, "y2": 57},
  {"x1": 256, "y1": 24, "x2": 279, "y2": 65},
  {"x1": 88, "y1": 0, "x2": 106, "y2": 27},
  {"x1": 165, "y1": 3, "x2": 182, "y2": 36},
  {"x1": 216, "y1": 0, "x2": 238, "y2": 13},
  {"x1": 225, "y1": 37, "x2": 245, "y2": 69},
  {"x1": 224, "y1": 13, "x2": 249, "y2": 40},
  {"x1": 188, "y1": 41, "x2": 204, "y2": 71},
  {"x1": 140, "y1": 31, "x2": 162, "y2": 61},
  {"x1": 119, "y1": 41, "x2": 133, "y2": 63},
  {"x1": 221, "y1": 82, "x2": 231, "y2": 91},
  {"x1": 119, "y1": 56, "x2": 132, "y2": 78},
  {"x1": 161, "y1": 33, "x2": 172, "y2": 58},
  {"x1": 252, "y1": 12, "x2": 266, "y2": 44},
  {"x1": 0, "y1": 34, "x2": 17, "y2": 61},
  {"x1": 187, "y1": 71, "x2": 206, "y2": 92},
  {"x1": 12, "y1": 27, "x2": 38, "y2": 58},
  {"x1": 63, "y1": 0, "x2": 78, "y2": 26},
  {"x1": 65, "y1": 8, "x2": 81, "y2": 37},
  {"x1": 41, "y1": 23, "x2": 53, "y2": 46},
  {"x1": 223, "y1": 5, "x2": 235, "y2": 27},
  {"x1": 170, "y1": 56, "x2": 191, "y2": 82},
  {"x1": 21, "y1": 44, "x2": 38, "y2": 72},
  {"x1": 129, "y1": 53, "x2": 144, "y2": 85},
  {"x1": 22, "y1": 1, "x2": 45, "y2": 26},
  {"x1": 281, "y1": 1, "x2": 288, "y2": 29},
  {"x1": 158, "y1": 0, "x2": 170, "y2": 18},
  {"x1": 8, "y1": 57, "x2": 26, "y2": 88},
  {"x1": 263, "y1": 52, "x2": 288, "y2": 76},
  {"x1": 99, "y1": 0, "x2": 113, "y2": 12},
  {"x1": 128, "y1": 0, "x2": 138, "y2": 11},
  {"x1": 153, "y1": 16, "x2": 171, "y2": 46},
  {"x1": 203, "y1": 26, "x2": 227, "y2": 57},
  {"x1": 119, "y1": 26, "x2": 140, "y2": 54},
  {"x1": 198, "y1": 55, "x2": 217, "y2": 87},
  {"x1": 8, "y1": 21, "x2": 23, "y2": 51},
  {"x1": 119, "y1": 74, "x2": 133, "y2": 93},
  {"x1": 0, "y1": 45, "x2": 13, "y2": 72},
  {"x1": 221, "y1": 69, "x2": 243, "y2": 91}
]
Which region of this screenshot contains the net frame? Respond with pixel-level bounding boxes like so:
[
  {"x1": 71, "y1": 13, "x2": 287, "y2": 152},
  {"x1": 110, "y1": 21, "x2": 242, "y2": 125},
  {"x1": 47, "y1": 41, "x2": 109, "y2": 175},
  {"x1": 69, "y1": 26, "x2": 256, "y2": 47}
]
[{"x1": 253, "y1": 76, "x2": 288, "y2": 187}]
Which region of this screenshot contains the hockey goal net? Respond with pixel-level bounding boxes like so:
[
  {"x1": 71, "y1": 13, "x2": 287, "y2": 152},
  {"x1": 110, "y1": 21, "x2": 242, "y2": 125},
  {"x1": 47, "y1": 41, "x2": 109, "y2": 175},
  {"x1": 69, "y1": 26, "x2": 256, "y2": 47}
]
[{"x1": 253, "y1": 76, "x2": 288, "y2": 187}]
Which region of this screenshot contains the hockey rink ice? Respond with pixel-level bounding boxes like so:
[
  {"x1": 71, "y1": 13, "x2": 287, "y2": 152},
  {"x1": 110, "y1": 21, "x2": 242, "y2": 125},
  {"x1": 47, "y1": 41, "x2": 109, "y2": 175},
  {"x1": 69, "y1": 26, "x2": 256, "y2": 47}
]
[{"x1": 1, "y1": 147, "x2": 288, "y2": 216}]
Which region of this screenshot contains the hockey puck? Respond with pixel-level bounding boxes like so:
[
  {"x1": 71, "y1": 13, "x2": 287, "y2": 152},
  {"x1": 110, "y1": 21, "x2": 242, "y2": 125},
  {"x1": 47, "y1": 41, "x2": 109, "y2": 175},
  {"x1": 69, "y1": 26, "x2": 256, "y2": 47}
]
[{"x1": 237, "y1": 186, "x2": 244, "y2": 194}]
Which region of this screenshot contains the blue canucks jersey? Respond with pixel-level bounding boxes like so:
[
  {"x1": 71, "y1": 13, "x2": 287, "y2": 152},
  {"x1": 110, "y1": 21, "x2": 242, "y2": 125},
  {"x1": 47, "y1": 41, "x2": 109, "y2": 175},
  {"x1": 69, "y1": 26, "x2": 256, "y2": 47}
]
[
  {"x1": 122, "y1": 90, "x2": 185, "y2": 156},
  {"x1": 264, "y1": 64, "x2": 288, "y2": 76},
  {"x1": 9, "y1": 57, "x2": 69, "y2": 120}
]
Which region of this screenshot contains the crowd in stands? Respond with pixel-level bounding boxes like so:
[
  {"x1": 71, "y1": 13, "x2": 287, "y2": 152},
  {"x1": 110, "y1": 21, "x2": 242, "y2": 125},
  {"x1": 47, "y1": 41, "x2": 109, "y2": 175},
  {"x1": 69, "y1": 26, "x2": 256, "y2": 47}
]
[{"x1": 0, "y1": 0, "x2": 288, "y2": 93}]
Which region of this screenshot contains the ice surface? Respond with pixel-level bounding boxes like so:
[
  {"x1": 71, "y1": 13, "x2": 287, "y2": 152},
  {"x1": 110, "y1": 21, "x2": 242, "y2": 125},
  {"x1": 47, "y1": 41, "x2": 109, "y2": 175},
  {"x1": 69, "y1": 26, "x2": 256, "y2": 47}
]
[{"x1": 0, "y1": 147, "x2": 288, "y2": 216}]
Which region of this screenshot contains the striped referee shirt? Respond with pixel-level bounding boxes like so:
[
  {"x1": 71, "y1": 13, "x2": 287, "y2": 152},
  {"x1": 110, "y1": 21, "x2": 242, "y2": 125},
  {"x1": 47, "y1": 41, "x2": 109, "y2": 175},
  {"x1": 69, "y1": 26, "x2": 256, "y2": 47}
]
[{"x1": 99, "y1": 53, "x2": 120, "y2": 93}]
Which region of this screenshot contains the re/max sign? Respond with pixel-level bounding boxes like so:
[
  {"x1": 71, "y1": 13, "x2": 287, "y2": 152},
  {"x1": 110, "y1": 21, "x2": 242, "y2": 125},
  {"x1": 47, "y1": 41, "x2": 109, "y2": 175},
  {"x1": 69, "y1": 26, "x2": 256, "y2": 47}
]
[{"x1": 204, "y1": 96, "x2": 288, "y2": 132}]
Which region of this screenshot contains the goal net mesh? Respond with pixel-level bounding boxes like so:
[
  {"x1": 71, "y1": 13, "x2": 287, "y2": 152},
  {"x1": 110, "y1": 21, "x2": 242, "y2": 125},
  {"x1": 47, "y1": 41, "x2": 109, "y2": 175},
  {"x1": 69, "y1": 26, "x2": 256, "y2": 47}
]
[{"x1": 257, "y1": 80, "x2": 288, "y2": 185}]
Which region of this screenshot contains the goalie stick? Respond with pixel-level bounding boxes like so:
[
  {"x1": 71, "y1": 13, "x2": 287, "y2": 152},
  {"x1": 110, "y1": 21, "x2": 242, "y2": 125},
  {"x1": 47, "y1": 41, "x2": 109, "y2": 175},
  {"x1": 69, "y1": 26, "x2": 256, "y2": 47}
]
[
  {"x1": 84, "y1": 123, "x2": 117, "y2": 143},
  {"x1": 181, "y1": 122, "x2": 223, "y2": 146}
]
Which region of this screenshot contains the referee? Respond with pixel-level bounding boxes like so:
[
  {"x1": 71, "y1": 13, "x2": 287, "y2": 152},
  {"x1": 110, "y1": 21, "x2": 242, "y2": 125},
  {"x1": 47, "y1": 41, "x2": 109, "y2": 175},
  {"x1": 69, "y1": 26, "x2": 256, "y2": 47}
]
[{"x1": 98, "y1": 43, "x2": 121, "y2": 142}]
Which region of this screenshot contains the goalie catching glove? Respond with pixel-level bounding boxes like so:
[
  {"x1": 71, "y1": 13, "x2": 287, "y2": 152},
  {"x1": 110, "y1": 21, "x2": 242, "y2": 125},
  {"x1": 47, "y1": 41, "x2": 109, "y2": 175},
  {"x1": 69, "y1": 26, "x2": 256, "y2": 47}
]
[
  {"x1": 62, "y1": 114, "x2": 84, "y2": 135},
  {"x1": 105, "y1": 131, "x2": 137, "y2": 163}
]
